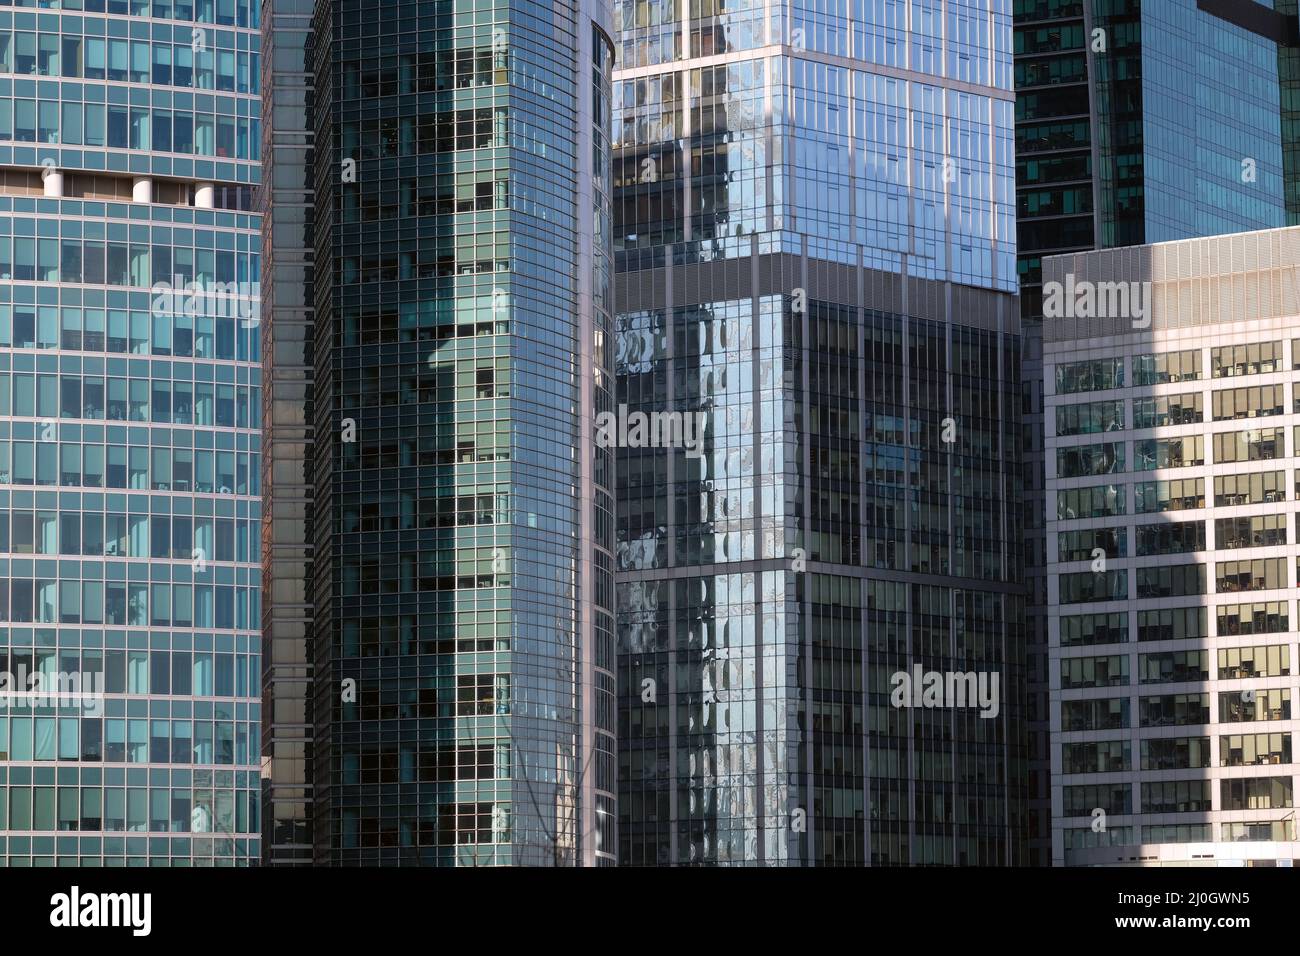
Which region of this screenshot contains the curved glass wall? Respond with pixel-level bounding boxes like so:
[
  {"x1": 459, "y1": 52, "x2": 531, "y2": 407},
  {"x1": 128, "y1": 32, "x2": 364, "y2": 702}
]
[{"x1": 268, "y1": 0, "x2": 614, "y2": 866}]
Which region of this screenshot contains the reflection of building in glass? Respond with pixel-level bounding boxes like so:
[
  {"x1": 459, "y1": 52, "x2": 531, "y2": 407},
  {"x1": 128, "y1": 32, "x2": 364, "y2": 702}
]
[
  {"x1": 0, "y1": 0, "x2": 263, "y2": 864},
  {"x1": 1016, "y1": 0, "x2": 1299, "y2": 865},
  {"x1": 1044, "y1": 227, "x2": 1300, "y2": 866},
  {"x1": 614, "y1": 0, "x2": 1026, "y2": 865},
  {"x1": 260, "y1": 0, "x2": 617, "y2": 865}
]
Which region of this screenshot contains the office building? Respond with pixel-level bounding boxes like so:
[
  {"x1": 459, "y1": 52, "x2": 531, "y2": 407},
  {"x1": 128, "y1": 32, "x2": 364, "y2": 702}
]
[
  {"x1": 614, "y1": 0, "x2": 1027, "y2": 865},
  {"x1": 1045, "y1": 226, "x2": 1300, "y2": 866},
  {"x1": 261, "y1": 0, "x2": 617, "y2": 865},
  {"x1": 1016, "y1": 0, "x2": 1298, "y2": 863},
  {"x1": 0, "y1": 0, "x2": 263, "y2": 864}
]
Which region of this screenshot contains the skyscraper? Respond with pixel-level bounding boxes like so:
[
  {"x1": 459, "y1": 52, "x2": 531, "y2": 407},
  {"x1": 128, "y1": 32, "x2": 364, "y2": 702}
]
[
  {"x1": 1016, "y1": 0, "x2": 1294, "y2": 315},
  {"x1": 1015, "y1": 0, "x2": 1298, "y2": 864},
  {"x1": 0, "y1": 0, "x2": 263, "y2": 864},
  {"x1": 613, "y1": 0, "x2": 1026, "y2": 865},
  {"x1": 261, "y1": 0, "x2": 617, "y2": 865},
  {"x1": 1044, "y1": 226, "x2": 1300, "y2": 866}
]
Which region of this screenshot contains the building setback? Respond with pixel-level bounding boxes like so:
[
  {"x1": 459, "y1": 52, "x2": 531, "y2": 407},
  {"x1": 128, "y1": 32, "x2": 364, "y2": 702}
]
[
  {"x1": 0, "y1": 0, "x2": 263, "y2": 863},
  {"x1": 1044, "y1": 226, "x2": 1300, "y2": 866},
  {"x1": 260, "y1": 0, "x2": 617, "y2": 865},
  {"x1": 613, "y1": 0, "x2": 1027, "y2": 865}
]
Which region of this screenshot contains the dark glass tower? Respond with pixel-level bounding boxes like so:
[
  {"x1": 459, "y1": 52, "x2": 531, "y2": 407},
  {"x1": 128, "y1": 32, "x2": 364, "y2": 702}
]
[
  {"x1": 1015, "y1": 0, "x2": 1298, "y2": 864},
  {"x1": 261, "y1": 0, "x2": 617, "y2": 865},
  {"x1": 614, "y1": 0, "x2": 1027, "y2": 865}
]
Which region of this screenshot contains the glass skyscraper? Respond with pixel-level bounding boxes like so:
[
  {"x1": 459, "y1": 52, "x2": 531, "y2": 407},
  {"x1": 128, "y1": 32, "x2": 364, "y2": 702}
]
[
  {"x1": 0, "y1": 0, "x2": 263, "y2": 864},
  {"x1": 614, "y1": 0, "x2": 1026, "y2": 865},
  {"x1": 1016, "y1": 0, "x2": 1297, "y2": 864},
  {"x1": 261, "y1": 0, "x2": 617, "y2": 865}
]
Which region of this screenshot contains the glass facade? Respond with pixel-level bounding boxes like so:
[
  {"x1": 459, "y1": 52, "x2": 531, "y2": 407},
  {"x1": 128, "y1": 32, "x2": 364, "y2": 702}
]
[
  {"x1": 615, "y1": 0, "x2": 1027, "y2": 865},
  {"x1": 1015, "y1": 0, "x2": 1289, "y2": 312},
  {"x1": 0, "y1": 0, "x2": 262, "y2": 865},
  {"x1": 261, "y1": 0, "x2": 616, "y2": 865}
]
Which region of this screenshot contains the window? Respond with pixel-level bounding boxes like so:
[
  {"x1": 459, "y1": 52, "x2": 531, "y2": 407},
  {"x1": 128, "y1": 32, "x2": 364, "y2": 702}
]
[
  {"x1": 1211, "y1": 384, "x2": 1285, "y2": 421},
  {"x1": 1221, "y1": 777, "x2": 1292, "y2": 810},
  {"x1": 1058, "y1": 528, "x2": 1125, "y2": 562},
  {"x1": 1134, "y1": 436, "x2": 1203, "y2": 470},
  {"x1": 1139, "y1": 650, "x2": 1208, "y2": 684},
  {"x1": 1056, "y1": 400, "x2": 1124, "y2": 436},
  {"x1": 1061, "y1": 697, "x2": 1129, "y2": 731},
  {"x1": 1212, "y1": 341, "x2": 1282, "y2": 377},
  {"x1": 1134, "y1": 478, "x2": 1204, "y2": 513},
  {"x1": 1063, "y1": 784, "x2": 1131, "y2": 816},
  {"x1": 1220, "y1": 733, "x2": 1290, "y2": 767},
  {"x1": 1219, "y1": 688, "x2": 1290, "y2": 722},
  {"x1": 1214, "y1": 427, "x2": 1284, "y2": 463},
  {"x1": 1055, "y1": 357, "x2": 1123, "y2": 394},
  {"x1": 1223, "y1": 820, "x2": 1295, "y2": 842},
  {"x1": 1139, "y1": 693, "x2": 1209, "y2": 727},
  {"x1": 1056, "y1": 442, "x2": 1124, "y2": 477},
  {"x1": 1214, "y1": 471, "x2": 1285, "y2": 506},
  {"x1": 1215, "y1": 557, "x2": 1286, "y2": 593},
  {"x1": 1133, "y1": 392, "x2": 1202, "y2": 427},
  {"x1": 1215, "y1": 514, "x2": 1286, "y2": 549},
  {"x1": 1218, "y1": 643, "x2": 1290, "y2": 679},
  {"x1": 1135, "y1": 521, "x2": 1204, "y2": 557},
  {"x1": 1061, "y1": 740, "x2": 1130, "y2": 773},
  {"x1": 1059, "y1": 612, "x2": 1128, "y2": 647},
  {"x1": 1143, "y1": 780, "x2": 1211, "y2": 813},
  {"x1": 1133, "y1": 349, "x2": 1200, "y2": 385},
  {"x1": 1135, "y1": 563, "x2": 1205, "y2": 598},
  {"x1": 1057, "y1": 484, "x2": 1125, "y2": 519},
  {"x1": 1060, "y1": 655, "x2": 1129, "y2": 688},
  {"x1": 1216, "y1": 603, "x2": 1290, "y2": 638},
  {"x1": 1141, "y1": 737, "x2": 1210, "y2": 770},
  {"x1": 1143, "y1": 824, "x2": 1210, "y2": 844},
  {"x1": 1059, "y1": 570, "x2": 1127, "y2": 604}
]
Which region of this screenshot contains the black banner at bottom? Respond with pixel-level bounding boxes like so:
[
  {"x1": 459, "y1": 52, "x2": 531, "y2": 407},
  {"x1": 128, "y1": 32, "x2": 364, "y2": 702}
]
[{"x1": 0, "y1": 864, "x2": 1288, "y2": 943}]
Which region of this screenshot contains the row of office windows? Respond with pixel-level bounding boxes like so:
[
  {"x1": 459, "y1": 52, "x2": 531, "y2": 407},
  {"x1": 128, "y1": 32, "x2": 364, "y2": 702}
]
[
  {"x1": 1060, "y1": 605, "x2": 1292, "y2": 649},
  {"x1": 0, "y1": 578, "x2": 259, "y2": 628},
  {"x1": 0, "y1": 372, "x2": 258, "y2": 427},
  {"x1": 1062, "y1": 779, "x2": 1297, "y2": 816},
  {"x1": 0, "y1": 715, "x2": 255, "y2": 765},
  {"x1": 0, "y1": 96, "x2": 258, "y2": 160},
  {"x1": 0, "y1": 30, "x2": 259, "y2": 95},
  {"x1": 1066, "y1": 777, "x2": 1298, "y2": 821},
  {"x1": 1062, "y1": 737, "x2": 1293, "y2": 773},
  {"x1": 0, "y1": 439, "x2": 258, "y2": 494},
  {"x1": 1064, "y1": 695, "x2": 1293, "y2": 740},
  {"x1": 1058, "y1": 558, "x2": 1294, "y2": 603},
  {"x1": 0, "y1": 304, "x2": 260, "y2": 361},
  {"x1": 0, "y1": 508, "x2": 256, "y2": 560},
  {"x1": 0, "y1": 785, "x2": 257, "y2": 837},
  {"x1": 1057, "y1": 514, "x2": 1289, "y2": 559},
  {"x1": 0, "y1": 0, "x2": 257, "y2": 27},
  {"x1": 0, "y1": 233, "x2": 258, "y2": 285},
  {"x1": 1056, "y1": 387, "x2": 1297, "y2": 436},
  {"x1": 1061, "y1": 660, "x2": 1291, "y2": 709},
  {"x1": 1056, "y1": 449, "x2": 1300, "y2": 519},
  {"x1": 1054, "y1": 341, "x2": 1291, "y2": 394},
  {"x1": 1062, "y1": 820, "x2": 1295, "y2": 848}
]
